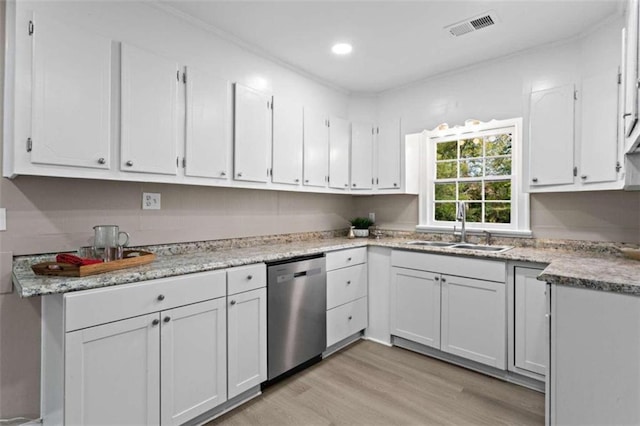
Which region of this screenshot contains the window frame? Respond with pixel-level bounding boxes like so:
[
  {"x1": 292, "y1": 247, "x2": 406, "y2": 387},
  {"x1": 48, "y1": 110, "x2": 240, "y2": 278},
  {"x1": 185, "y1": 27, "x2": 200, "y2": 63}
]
[{"x1": 417, "y1": 117, "x2": 531, "y2": 236}]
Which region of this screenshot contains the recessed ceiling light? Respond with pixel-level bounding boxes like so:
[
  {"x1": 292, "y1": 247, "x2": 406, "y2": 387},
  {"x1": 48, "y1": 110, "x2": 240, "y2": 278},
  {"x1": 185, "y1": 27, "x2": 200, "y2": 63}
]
[{"x1": 332, "y1": 43, "x2": 352, "y2": 55}]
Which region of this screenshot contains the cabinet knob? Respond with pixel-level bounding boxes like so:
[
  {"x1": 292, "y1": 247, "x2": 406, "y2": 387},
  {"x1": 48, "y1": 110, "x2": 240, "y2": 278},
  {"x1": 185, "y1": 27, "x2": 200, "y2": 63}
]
[
  {"x1": 434, "y1": 276, "x2": 440, "y2": 281},
  {"x1": 163, "y1": 316, "x2": 171, "y2": 323},
  {"x1": 157, "y1": 294, "x2": 165, "y2": 301},
  {"x1": 352, "y1": 183, "x2": 356, "y2": 187},
  {"x1": 532, "y1": 177, "x2": 538, "y2": 183},
  {"x1": 237, "y1": 172, "x2": 243, "y2": 177},
  {"x1": 220, "y1": 171, "x2": 226, "y2": 177},
  {"x1": 347, "y1": 257, "x2": 352, "y2": 262},
  {"x1": 295, "y1": 178, "x2": 300, "y2": 183},
  {"x1": 624, "y1": 112, "x2": 633, "y2": 118},
  {"x1": 346, "y1": 280, "x2": 351, "y2": 285},
  {"x1": 125, "y1": 160, "x2": 133, "y2": 167},
  {"x1": 348, "y1": 315, "x2": 353, "y2": 320},
  {"x1": 393, "y1": 183, "x2": 398, "y2": 187},
  {"x1": 97, "y1": 157, "x2": 106, "y2": 165},
  {"x1": 152, "y1": 319, "x2": 160, "y2": 326},
  {"x1": 304, "y1": 179, "x2": 309, "y2": 183},
  {"x1": 441, "y1": 277, "x2": 447, "y2": 283},
  {"x1": 344, "y1": 183, "x2": 348, "y2": 187},
  {"x1": 247, "y1": 275, "x2": 253, "y2": 280},
  {"x1": 230, "y1": 300, "x2": 236, "y2": 306},
  {"x1": 581, "y1": 175, "x2": 587, "y2": 180}
]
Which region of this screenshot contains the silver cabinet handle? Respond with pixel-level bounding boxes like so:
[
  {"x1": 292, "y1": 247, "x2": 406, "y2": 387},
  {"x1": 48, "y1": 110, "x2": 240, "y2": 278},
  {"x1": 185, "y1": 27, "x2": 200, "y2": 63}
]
[
  {"x1": 247, "y1": 275, "x2": 253, "y2": 280},
  {"x1": 157, "y1": 294, "x2": 165, "y2": 301},
  {"x1": 152, "y1": 319, "x2": 160, "y2": 326},
  {"x1": 624, "y1": 112, "x2": 633, "y2": 118},
  {"x1": 125, "y1": 160, "x2": 133, "y2": 167},
  {"x1": 532, "y1": 177, "x2": 538, "y2": 183},
  {"x1": 230, "y1": 300, "x2": 236, "y2": 306},
  {"x1": 163, "y1": 316, "x2": 171, "y2": 323},
  {"x1": 220, "y1": 171, "x2": 226, "y2": 177},
  {"x1": 98, "y1": 157, "x2": 106, "y2": 165}
]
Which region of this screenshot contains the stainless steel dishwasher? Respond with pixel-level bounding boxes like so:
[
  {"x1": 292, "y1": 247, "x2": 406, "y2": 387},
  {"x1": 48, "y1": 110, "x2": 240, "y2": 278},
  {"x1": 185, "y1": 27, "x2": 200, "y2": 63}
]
[{"x1": 267, "y1": 254, "x2": 326, "y2": 381}]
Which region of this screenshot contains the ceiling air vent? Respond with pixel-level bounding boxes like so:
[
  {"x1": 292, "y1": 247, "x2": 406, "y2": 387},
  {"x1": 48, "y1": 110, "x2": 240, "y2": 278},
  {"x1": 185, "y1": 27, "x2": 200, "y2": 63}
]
[{"x1": 445, "y1": 11, "x2": 499, "y2": 37}]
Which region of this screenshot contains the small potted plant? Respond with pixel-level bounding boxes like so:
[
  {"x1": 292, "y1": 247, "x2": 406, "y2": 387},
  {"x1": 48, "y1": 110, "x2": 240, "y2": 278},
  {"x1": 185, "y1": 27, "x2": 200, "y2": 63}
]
[{"x1": 350, "y1": 217, "x2": 375, "y2": 237}]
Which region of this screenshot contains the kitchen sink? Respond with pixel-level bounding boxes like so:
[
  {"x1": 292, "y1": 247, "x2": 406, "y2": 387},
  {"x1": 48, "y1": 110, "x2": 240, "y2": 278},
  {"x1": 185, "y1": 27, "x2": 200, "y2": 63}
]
[
  {"x1": 405, "y1": 241, "x2": 512, "y2": 253},
  {"x1": 451, "y1": 244, "x2": 512, "y2": 253},
  {"x1": 405, "y1": 240, "x2": 456, "y2": 247}
]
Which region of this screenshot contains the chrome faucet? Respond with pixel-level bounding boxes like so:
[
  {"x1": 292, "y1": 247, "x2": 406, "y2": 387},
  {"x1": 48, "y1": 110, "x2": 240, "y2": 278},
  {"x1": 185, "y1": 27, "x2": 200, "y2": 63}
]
[{"x1": 456, "y1": 201, "x2": 467, "y2": 243}]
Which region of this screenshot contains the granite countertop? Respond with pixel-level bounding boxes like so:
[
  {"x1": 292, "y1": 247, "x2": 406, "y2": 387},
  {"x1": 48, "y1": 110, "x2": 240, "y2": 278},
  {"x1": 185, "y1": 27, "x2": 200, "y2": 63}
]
[{"x1": 12, "y1": 234, "x2": 640, "y2": 298}]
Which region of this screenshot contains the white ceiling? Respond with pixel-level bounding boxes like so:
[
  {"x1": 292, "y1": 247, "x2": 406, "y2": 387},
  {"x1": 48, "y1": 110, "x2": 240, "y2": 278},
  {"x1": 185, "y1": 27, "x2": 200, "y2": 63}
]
[{"x1": 163, "y1": 1, "x2": 624, "y2": 94}]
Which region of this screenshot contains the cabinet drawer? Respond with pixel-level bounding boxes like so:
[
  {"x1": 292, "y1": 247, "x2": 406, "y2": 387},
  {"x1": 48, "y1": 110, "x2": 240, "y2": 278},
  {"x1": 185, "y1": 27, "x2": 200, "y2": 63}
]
[
  {"x1": 326, "y1": 247, "x2": 367, "y2": 271},
  {"x1": 227, "y1": 263, "x2": 266, "y2": 295},
  {"x1": 64, "y1": 270, "x2": 226, "y2": 332},
  {"x1": 327, "y1": 296, "x2": 368, "y2": 347},
  {"x1": 391, "y1": 250, "x2": 505, "y2": 283},
  {"x1": 327, "y1": 264, "x2": 367, "y2": 309}
]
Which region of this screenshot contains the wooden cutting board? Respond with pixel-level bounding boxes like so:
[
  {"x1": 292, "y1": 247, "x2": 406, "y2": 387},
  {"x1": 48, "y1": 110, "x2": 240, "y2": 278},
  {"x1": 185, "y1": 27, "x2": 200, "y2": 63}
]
[{"x1": 32, "y1": 251, "x2": 156, "y2": 277}]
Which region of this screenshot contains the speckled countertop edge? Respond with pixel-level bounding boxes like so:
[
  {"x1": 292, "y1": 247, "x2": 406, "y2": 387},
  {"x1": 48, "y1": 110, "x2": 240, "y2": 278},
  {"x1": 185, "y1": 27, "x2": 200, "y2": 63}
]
[{"x1": 12, "y1": 232, "x2": 640, "y2": 298}]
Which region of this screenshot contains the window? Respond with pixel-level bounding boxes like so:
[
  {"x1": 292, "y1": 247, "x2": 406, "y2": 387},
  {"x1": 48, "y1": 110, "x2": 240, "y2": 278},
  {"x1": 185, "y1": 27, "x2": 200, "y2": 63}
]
[{"x1": 418, "y1": 118, "x2": 531, "y2": 236}]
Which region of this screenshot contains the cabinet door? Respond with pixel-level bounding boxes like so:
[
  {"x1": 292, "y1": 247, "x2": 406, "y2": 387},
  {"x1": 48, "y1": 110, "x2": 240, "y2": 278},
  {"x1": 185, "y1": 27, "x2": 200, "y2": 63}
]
[
  {"x1": 303, "y1": 108, "x2": 329, "y2": 187},
  {"x1": 377, "y1": 118, "x2": 402, "y2": 189},
  {"x1": 31, "y1": 13, "x2": 111, "y2": 169},
  {"x1": 529, "y1": 85, "x2": 575, "y2": 187},
  {"x1": 234, "y1": 83, "x2": 271, "y2": 183},
  {"x1": 350, "y1": 122, "x2": 373, "y2": 190},
  {"x1": 624, "y1": 0, "x2": 639, "y2": 137},
  {"x1": 121, "y1": 44, "x2": 178, "y2": 175},
  {"x1": 185, "y1": 67, "x2": 230, "y2": 179},
  {"x1": 580, "y1": 69, "x2": 619, "y2": 184},
  {"x1": 514, "y1": 267, "x2": 546, "y2": 377},
  {"x1": 65, "y1": 313, "x2": 160, "y2": 426},
  {"x1": 390, "y1": 267, "x2": 441, "y2": 348},
  {"x1": 441, "y1": 275, "x2": 506, "y2": 369},
  {"x1": 329, "y1": 116, "x2": 350, "y2": 189},
  {"x1": 227, "y1": 287, "x2": 267, "y2": 399},
  {"x1": 160, "y1": 298, "x2": 227, "y2": 425},
  {"x1": 272, "y1": 98, "x2": 303, "y2": 185}
]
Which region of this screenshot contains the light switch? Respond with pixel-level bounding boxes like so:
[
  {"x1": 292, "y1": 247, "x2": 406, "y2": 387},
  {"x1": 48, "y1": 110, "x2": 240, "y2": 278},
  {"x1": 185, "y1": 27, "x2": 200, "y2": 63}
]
[{"x1": 0, "y1": 251, "x2": 14, "y2": 294}]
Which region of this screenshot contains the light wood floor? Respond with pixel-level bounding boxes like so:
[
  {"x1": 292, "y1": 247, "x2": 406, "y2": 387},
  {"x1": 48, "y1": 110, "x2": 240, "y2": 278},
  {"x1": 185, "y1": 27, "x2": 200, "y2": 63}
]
[{"x1": 208, "y1": 340, "x2": 544, "y2": 426}]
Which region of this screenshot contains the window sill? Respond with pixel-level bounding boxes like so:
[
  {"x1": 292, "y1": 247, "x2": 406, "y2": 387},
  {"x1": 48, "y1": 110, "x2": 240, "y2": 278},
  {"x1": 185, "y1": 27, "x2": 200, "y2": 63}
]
[{"x1": 415, "y1": 225, "x2": 533, "y2": 238}]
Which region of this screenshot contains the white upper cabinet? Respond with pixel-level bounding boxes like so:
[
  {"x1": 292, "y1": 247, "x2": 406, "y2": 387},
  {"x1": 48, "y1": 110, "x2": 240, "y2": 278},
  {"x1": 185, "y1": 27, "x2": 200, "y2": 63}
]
[
  {"x1": 121, "y1": 43, "x2": 179, "y2": 175},
  {"x1": 328, "y1": 116, "x2": 350, "y2": 190},
  {"x1": 303, "y1": 108, "x2": 329, "y2": 187},
  {"x1": 184, "y1": 67, "x2": 230, "y2": 180},
  {"x1": 529, "y1": 84, "x2": 575, "y2": 188},
  {"x1": 272, "y1": 98, "x2": 303, "y2": 185},
  {"x1": 624, "y1": 0, "x2": 639, "y2": 143},
  {"x1": 351, "y1": 122, "x2": 374, "y2": 190},
  {"x1": 31, "y1": 14, "x2": 111, "y2": 170},
  {"x1": 234, "y1": 83, "x2": 272, "y2": 183},
  {"x1": 376, "y1": 118, "x2": 402, "y2": 189},
  {"x1": 580, "y1": 69, "x2": 619, "y2": 185}
]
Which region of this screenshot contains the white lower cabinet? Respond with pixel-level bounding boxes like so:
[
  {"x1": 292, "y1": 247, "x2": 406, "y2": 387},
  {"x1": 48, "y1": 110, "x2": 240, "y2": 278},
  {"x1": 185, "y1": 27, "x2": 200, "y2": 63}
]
[
  {"x1": 440, "y1": 274, "x2": 505, "y2": 368},
  {"x1": 512, "y1": 266, "x2": 547, "y2": 378},
  {"x1": 325, "y1": 248, "x2": 369, "y2": 347},
  {"x1": 390, "y1": 250, "x2": 506, "y2": 369},
  {"x1": 43, "y1": 268, "x2": 269, "y2": 426},
  {"x1": 549, "y1": 285, "x2": 640, "y2": 425},
  {"x1": 389, "y1": 268, "x2": 440, "y2": 348},
  {"x1": 227, "y1": 287, "x2": 267, "y2": 399}
]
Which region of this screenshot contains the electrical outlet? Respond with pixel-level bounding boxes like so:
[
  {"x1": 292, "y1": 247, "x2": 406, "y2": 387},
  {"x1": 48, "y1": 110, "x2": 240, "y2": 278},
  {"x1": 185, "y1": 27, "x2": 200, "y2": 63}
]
[
  {"x1": 142, "y1": 193, "x2": 161, "y2": 210},
  {"x1": 369, "y1": 212, "x2": 375, "y2": 222}
]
